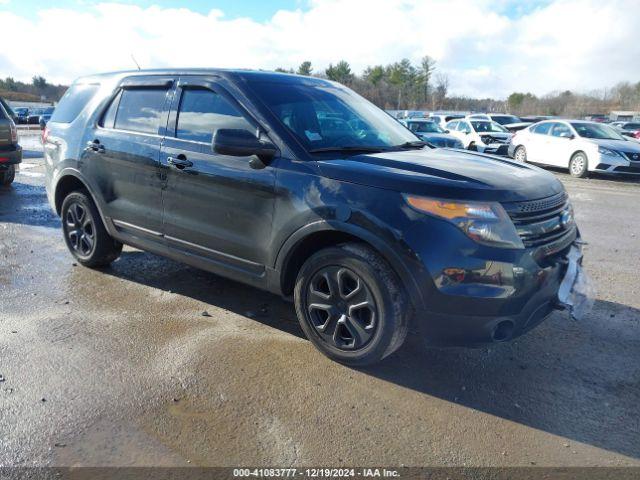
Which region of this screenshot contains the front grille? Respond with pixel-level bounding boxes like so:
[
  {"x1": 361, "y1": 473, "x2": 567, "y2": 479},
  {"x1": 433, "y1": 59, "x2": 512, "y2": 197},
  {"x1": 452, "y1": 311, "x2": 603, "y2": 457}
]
[
  {"x1": 620, "y1": 151, "x2": 640, "y2": 162},
  {"x1": 502, "y1": 192, "x2": 575, "y2": 252}
]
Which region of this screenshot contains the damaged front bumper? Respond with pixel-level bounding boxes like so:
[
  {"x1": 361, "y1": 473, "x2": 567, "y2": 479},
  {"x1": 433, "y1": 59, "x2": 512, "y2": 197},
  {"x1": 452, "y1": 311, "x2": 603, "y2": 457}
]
[{"x1": 556, "y1": 243, "x2": 595, "y2": 320}]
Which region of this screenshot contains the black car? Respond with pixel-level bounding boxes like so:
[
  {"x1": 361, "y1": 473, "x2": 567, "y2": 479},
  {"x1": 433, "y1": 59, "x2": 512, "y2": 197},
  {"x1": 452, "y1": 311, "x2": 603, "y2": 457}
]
[
  {"x1": 43, "y1": 70, "x2": 586, "y2": 365},
  {"x1": 0, "y1": 102, "x2": 22, "y2": 185},
  {"x1": 13, "y1": 107, "x2": 29, "y2": 124}
]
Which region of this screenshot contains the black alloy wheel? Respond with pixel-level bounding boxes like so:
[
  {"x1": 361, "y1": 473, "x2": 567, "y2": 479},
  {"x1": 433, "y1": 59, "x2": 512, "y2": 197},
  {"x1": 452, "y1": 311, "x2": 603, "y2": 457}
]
[{"x1": 305, "y1": 265, "x2": 378, "y2": 350}]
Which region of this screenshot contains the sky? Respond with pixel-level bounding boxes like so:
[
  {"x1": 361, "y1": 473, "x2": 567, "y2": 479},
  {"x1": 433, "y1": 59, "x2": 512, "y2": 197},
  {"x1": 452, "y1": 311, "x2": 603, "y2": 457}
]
[{"x1": 0, "y1": 0, "x2": 638, "y2": 99}]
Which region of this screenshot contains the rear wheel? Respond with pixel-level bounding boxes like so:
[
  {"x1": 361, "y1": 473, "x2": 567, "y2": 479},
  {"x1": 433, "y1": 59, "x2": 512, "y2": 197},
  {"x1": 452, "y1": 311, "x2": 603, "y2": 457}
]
[
  {"x1": 569, "y1": 152, "x2": 588, "y2": 178},
  {"x1": 61, "y1": 191, "x2": 122, "y2": 267},
  {"x1": 0, "y1": 165, "x2": 16, "y2": 186},
  {"x1": 294, "y1": 243, "x2": 409, "y2": 366},
  {"x1": 514, "y1": 145, "x2": 527, "y2": 163},
  {"x1": 468, "y1": 142, "x2": 477, "y2": 151}
]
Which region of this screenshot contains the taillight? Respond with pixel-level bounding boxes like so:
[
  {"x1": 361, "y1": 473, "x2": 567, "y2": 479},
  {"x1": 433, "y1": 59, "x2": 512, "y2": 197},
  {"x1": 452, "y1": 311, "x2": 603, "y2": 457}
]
[
  {"x1": 635, "y1": 131, "x2": 640, "y2": 139},
  {"x1": 10, "y1": 121, "x2": 18, "y2": 143}
]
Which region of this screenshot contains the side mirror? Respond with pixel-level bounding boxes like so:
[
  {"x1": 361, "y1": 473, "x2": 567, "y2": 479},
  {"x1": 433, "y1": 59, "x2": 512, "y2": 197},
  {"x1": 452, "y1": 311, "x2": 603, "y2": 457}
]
[{"x1": 213, "y1": 129, "x2": 277, "y2": 167}]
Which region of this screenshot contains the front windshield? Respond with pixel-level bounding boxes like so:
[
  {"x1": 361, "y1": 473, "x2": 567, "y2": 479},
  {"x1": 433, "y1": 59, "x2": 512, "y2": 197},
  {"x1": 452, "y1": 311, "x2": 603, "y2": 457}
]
[
  {"x1": 571, "y1": 123, "x2": 625, "y2": 140},
  {"x1": 408, "y1": 121, "x2": 444, "y2": 134},
  {"x1": 471, "y1": 121, "x2": 508, "y2": 133},
  {"x1": 248, "y1": 80, "x2": 419, "y2": 151}
]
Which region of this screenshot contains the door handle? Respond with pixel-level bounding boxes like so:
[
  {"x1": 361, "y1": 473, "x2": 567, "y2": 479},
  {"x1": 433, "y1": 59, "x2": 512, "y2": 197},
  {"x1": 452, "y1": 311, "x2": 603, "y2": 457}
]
[
  {"x1": 167, "y1": 156, "x2": 193, "y2": 169},
  {"x1": 85, "y1": 139, "x2": 105, "y2": 153}
]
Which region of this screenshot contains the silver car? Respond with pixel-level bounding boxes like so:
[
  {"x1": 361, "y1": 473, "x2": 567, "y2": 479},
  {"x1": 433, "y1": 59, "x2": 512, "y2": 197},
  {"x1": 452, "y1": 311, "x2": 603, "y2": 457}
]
[{"x1": 508, "y1": 120, "x2": 640, "y2": 177}]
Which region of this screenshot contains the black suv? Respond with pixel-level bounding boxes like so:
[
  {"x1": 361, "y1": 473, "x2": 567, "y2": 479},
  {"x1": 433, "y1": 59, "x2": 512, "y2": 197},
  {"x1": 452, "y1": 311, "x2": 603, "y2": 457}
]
[
  {"x1": 44, "y1": 70, "x2": 583, "y2": 365},
  {"x1": 0, "y1": 101, "x2": 21, "y2": 186}
]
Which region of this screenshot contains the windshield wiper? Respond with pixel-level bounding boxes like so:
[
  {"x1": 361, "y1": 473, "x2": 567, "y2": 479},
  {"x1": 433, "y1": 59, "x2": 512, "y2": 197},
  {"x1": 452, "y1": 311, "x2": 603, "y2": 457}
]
[
  {"x1": 393, "y1": 140, "x2": 430, "y2": 149},
  {"x1": 308, "y1": 146, "x2": 390, "y2": 153}
]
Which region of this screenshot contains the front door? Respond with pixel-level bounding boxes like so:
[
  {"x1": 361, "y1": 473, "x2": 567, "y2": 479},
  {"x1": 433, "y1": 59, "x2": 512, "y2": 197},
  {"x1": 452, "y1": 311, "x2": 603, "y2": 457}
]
[{"x1": 160, "y1": 78, "x2": 277, "y2": 279}]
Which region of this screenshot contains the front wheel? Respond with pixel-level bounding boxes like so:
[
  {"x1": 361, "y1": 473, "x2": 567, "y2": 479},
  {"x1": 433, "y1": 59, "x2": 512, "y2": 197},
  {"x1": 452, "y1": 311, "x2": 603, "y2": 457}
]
[
  {"x1": 569, "y1": 152, "x2": 589, "y2": 178},
  {"x1": 294, "y1": 243, "x2": 409, "y2": 366},
  {"x1": 514, "y1": 146, "x2": 527, "y2": 163},
  {"x1": 0, "y1": 165, "x2": 16, "y2": 186},
  {"x1": 61, "y1": 191, "x2": 123, "y2": 267}
]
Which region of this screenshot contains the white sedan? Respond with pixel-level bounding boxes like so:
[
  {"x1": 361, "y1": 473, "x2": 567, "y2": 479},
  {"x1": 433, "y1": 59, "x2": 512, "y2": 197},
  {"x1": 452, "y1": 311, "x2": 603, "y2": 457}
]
[
  {"x1": 508, "y1": 120, "x2": 640, "y2": 177},
  {"x1": 445, "y1": 119, "x2": 512, "y2": 155}
]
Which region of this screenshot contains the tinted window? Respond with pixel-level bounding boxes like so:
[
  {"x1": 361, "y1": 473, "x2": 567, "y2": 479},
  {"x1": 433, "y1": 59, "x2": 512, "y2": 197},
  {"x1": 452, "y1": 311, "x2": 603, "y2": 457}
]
[
  {"x1": 114, "y1": 88, "x2": 167, "y2": 134},
  {"x1": 532, "y1": 123, "x2": 552, "y2": 135},
  {"x1": 100, "y1": 91, "x2": 121, "y2": 129},
  {"x1": 50, "y1": 84, "x2": 99, "y2": 123},
  {"x1": 551, "y1": 123, "x2": 572, "y2": 138},
  {"x1": 624, "y1": 123, "x2": 640, "y2": 130},
  {"x1": 176, "y1": 88, "x2": 254, "y2": 143}
]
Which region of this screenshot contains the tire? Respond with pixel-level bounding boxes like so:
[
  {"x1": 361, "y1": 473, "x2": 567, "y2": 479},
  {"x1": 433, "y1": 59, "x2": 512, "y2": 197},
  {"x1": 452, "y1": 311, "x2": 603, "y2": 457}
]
[
  {"x1": 0, "y1": 165, "x2": 16, "y2": 186},
  {"x1": 468, "y1": 142, "x2": 477, "y2": 151},
  {"x1": 569, "y1": 152, "x2": 589, "y2": 178},
  {"x1": 294, "y1": 243, "x2": 409, "y2": 366},
  {"x1": 514, "y1": 145, "x2": 527, "y2": 163},
  {"x1": 61, "y1": 190, "x2": 122, "y2": 267}
]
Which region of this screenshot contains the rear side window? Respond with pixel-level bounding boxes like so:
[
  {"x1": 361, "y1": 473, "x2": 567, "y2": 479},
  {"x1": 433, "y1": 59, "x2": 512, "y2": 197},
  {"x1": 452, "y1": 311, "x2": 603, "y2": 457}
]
[
  {"x1": 175, "y1": 88, "x2": 254, "y2": 143},
  {"x1": 114, "y1": 88, "x2": 168, "y2": 135},
  {"x1": 50, "y1": 84, "x2": 99, "y2": 123}
]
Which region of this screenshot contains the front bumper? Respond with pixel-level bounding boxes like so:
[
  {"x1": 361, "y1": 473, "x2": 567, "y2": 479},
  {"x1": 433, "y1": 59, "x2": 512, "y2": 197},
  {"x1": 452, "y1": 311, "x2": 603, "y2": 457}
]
[
  {"x1": 0, "y1": 144, "x2": 23, "y2": 168},
  {"x1": 477, "y1": 143, "x2": 509, "y2": 156},
  {"x1": 414, "y1": 234, "x2": 583, "y2": 347}
]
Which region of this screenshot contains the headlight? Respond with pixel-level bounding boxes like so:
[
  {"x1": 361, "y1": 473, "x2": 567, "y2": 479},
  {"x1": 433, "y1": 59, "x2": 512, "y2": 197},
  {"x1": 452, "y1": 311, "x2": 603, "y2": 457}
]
[
  {"x1": 404, "y1": 195, "x2": 524, "y2": 249},
  {"x1": 598, "y1": 146, "x2": 620, "y2": 157}
]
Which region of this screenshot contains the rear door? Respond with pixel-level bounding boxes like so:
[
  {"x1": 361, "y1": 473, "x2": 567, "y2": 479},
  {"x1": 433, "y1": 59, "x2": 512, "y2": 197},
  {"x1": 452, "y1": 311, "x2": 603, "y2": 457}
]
[
  {"x1": 160, "y1": 77, "x2": 277, "y2": 279},
  {"x1": 82, "y1": 76, "x2": 174, "y2": 238}
]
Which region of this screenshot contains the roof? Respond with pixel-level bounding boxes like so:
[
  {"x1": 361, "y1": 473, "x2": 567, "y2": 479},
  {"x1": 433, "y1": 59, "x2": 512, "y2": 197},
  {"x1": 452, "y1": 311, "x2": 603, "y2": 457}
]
[{"x1": 73, "y1": 68, "x2": 332, "y2": 86}]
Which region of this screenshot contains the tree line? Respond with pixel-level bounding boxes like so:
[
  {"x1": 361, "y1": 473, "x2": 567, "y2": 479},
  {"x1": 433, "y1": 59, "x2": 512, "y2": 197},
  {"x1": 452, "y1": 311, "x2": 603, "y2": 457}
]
[
  {"x1": 277, "y1": 58, "x2": 640, "y2": 117},
  {"x1": 0, "y1": 76, "x2": 67, "y2": 103}
]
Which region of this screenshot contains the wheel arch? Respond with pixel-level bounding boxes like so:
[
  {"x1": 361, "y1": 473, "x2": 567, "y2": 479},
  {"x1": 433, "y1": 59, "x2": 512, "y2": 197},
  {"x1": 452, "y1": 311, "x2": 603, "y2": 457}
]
[
  {"x1": 275, "y1": 221, "x2": 426, "y2": 311},
  {"x1": 53, "y1": 170, "x2": 107, "y2": 223}
]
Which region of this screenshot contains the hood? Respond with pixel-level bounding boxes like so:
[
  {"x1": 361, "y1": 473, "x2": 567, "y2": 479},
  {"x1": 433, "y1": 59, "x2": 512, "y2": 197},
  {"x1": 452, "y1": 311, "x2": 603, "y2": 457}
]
[
  {"x1": 317, "y1": 147, "x2": 563, "y2": 203},
  {"x1": 590, "y1": 138, "x2": 640, "y2": 153}
]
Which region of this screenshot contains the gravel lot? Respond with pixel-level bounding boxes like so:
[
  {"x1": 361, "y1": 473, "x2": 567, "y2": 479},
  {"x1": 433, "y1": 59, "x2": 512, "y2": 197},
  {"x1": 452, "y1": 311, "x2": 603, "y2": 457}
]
[{"x1": 1, "y1": 132, "x2": 639, "y2": 468}]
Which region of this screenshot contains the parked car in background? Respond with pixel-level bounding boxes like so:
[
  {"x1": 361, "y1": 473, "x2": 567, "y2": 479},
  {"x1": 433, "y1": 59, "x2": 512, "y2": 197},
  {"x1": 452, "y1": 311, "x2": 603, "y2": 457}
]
[
  {"x1": 27, "y1": 106, "x2": 55, "y2": 126},
  {"x1": 0, "y1": 102, "x2": 22, "y2": 186},
  {"x1": 508, "y1": 120, "x2": 640, "y2": 177},
  {"x1": 610, "y1": 121, "x2": 640, "y2": 140},
  {"x1": 44, "y1": 69, "x2": 586, "y2": 366},
  {"x1": 400, "y1": 118, "x2": 464, "y2": 148},
  {"x1": 429, "y1": 113, "x2": 465, "y2": 126},
  {"x1": 396, "y1": 110, "x2": 428, "y2": 120},
  {"x1": 13, "y1": 107, "x2": 29, "y2": 124},
  {"x1": 445, "y1": 118, "x2": 512, "y2": 155},
  {"x1": 520, "y1": 115, "x2": 554, "y2": 123},
  {"x1": 467, "y1": 113, "x2": 531, "y2": 133}
]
